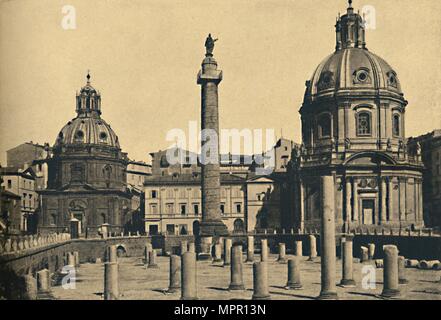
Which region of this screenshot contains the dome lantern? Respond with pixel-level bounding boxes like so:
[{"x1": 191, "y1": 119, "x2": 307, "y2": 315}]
[
  {"x1": 303, "y1": 0, "x2": 404, "y2": 102},
  {"x1": 76, "y1": 71, "x2": 102, "y2": 117},
  {"x1": 335, "y1": 0, "x2": 366, "y2": 51}
]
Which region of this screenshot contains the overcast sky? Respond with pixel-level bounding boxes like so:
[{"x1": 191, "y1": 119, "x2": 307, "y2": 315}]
[{"x1": 1, "y1": 0, "x2": 440, "y2": 164}]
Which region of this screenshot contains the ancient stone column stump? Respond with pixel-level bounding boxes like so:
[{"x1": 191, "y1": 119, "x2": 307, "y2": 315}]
[
  {"x1": 252, "y1": 262, "x2": 270, "y2": 300},
  {"x1": 286, "y1": 258, "x2": 302, "y2": 290}
]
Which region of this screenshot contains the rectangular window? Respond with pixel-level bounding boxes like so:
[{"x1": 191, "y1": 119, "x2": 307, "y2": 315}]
[
  {"x1": 7, "y1": 180, "x2": 11, "y2": 189},
  {"x1": 150, "y1": 204, "x2": 158, "y2": 214},
  {"x1": 166, "y1": 203, "x2": 174, "y2": 214},
  {"x1": 180, "y1": 204, "x2": 186, "y2": 215},
  {"x1": 193, "y1": 204, "x2": 199, "y2": 215},
  {"x1": 236, "y1": 203, "x2": 242, "y2": 213},
  {"x1": 151, "y1": 190, "x2": 157, "y2": 199},
  {"x1": 318, "y1": 114, "x2": 331, "y2": 138},
  {"x1": 220, "y1": 204, "x2": 225, "y2": 214},
  {"x1": 166, "y1": 224, "x2": 175, "y2": 235},
  {"x1": 148, "y1": 225, "x2": 158, "y2": 235},
  {"x1": 393, "y1": 114, "x2": 401, "y2": 136}
]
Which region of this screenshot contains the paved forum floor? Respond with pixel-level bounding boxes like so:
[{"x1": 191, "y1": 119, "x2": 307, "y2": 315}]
[{"x1": 51, "y1": 254, "x2": 441, "y2": 300}]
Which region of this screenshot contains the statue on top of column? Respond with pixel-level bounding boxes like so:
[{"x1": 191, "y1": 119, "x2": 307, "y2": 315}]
[{"x1": 205, "y1": 33, "x2": 218, "y2": 56}]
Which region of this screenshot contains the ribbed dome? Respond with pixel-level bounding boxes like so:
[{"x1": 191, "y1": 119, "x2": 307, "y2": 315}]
[
  {"x1": 54, "y1": 73, "x2": 121, "y2": 149},
  {"x1": 55, "y1": 116, "x2": 120, "y2": 148},
  {"x1": 305, "y1": 48, "x2": 403, "y2": 100}
]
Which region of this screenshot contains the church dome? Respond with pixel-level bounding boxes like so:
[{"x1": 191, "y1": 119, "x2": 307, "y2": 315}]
[
  {"x1": 305, "y1": 48, "x2": 403, "y2": 99},
  {"x1": 55, "y1": 116, "x2": 120, "y2": 148},
  {"x1": 303, "y1": 1, "x2": 404, "y2": 104},
  {"x1": 54, "y1": 73, "x2": 120, "y2": 149}
]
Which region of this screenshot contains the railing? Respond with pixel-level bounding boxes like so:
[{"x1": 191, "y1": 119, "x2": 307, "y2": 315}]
[{"x1": 0, "y1": 233, "x2": 71, "y2": 256}]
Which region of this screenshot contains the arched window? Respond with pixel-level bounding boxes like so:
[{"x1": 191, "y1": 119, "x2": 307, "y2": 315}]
[
  {"x1": 317, "y1": 114, "x2": 331, "y2": 138},
  {"x1": 160, "y1": 155, "x2": 169, "y2": 168},
  {"x1": 393, "y1": 114, "x2": 401, "y2": 136},
  {"x1": 233, "y1": 219, "x2": 245, "y2": 234},
  {"x1": 357, "y1": 112, "x2": 372, "y2": 136}
]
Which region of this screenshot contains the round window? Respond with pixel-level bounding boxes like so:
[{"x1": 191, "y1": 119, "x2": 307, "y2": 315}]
[
  {"x1": 99, "y1": 132, "x2": 107, "y2": 140},
  {"x1": 357, "y1": 70, "x2": 369, "y2": 82}
]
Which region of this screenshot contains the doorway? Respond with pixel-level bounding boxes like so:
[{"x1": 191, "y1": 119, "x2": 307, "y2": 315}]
[
  {"x1": 362, "y1": 199, "x2": 375, "y2": 225},
  {"x1": 71, "y1": 211, "x2": 84, "y2": 235},
  {"x1": 192, "y1": 220, "x2": 200, "y2": 236}
]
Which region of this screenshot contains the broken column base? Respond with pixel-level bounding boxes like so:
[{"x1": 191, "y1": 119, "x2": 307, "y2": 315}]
[
  {"x1": 196, "y1": 236, "x2": 213, "y2": 261},
  {"x1": 380, "y1": 289, "x2": 402, "y2": 300},
  {"x1": 317, "y1": 291, "x2": 338, "y2": 300},
  {"x1": 228, "y1": 284, "x2": 245, "y2": 291},
  {"x1": 197, "y1": 254, "x2": 211, "y2": 261},
  {"x1": 167, "y1": 286, "x2": 180, "y2": 293},
  {"x1": 286, "y1": 282, "x2": 303, "y2": 290},
  {"x1": 338, "y1": 279, "x2": 356, "y2": 288}
]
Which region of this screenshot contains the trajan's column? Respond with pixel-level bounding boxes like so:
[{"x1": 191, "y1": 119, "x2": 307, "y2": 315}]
[{"x1": 197, "y1": 34, "x2": 229, "y2": 251}]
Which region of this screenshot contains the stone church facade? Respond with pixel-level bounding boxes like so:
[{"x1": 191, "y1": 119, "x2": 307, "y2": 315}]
[
  {"x1": 38, "y1": 75, "x2": 139, "y2": 237},
  {"x1": 290, "y1": 2, "x2": 424, "y2": 233}
]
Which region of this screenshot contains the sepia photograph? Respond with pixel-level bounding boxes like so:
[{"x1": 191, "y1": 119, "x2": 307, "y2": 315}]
[{"x1": 0, "y1": 0, "x2": 440, "y2": 312}]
